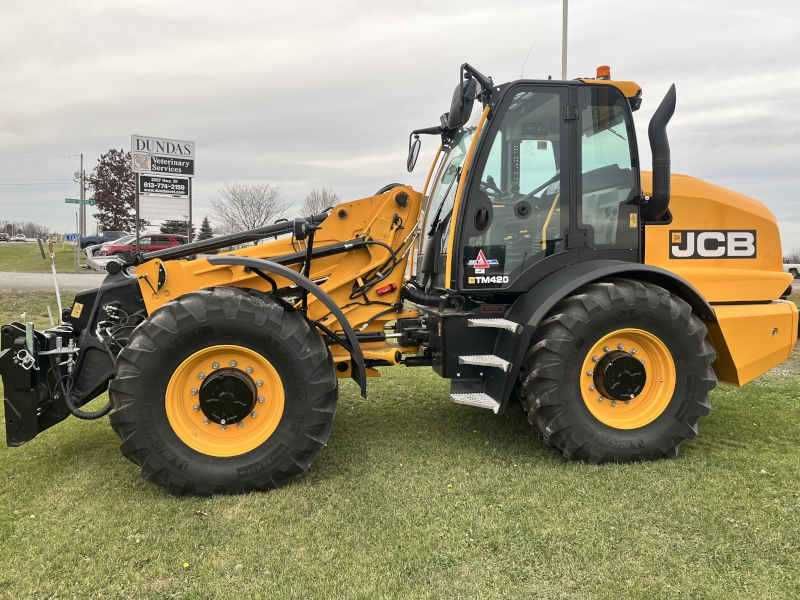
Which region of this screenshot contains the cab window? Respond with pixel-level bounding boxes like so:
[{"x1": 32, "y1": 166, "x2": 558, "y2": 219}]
[
  {"x1": 460, "y1": 87, "x2": 569, "y2": 289},
  {"x1": 578, "y1": 86, "x2": 639, "y2": 248}
]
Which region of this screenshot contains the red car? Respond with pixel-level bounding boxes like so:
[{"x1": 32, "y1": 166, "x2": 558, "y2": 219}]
[{"x1": 98, "y1": 234, "x2": 187, "y2": 256}]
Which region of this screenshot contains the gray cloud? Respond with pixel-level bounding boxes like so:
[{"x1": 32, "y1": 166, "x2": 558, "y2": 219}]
[{"x1": 1, "y1": 0, "x2": 798, "y2": 247}]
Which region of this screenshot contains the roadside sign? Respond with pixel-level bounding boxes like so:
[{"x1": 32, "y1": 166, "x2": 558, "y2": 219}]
[
  {"x1": 65, "y1": 198, "x2": 95, "y2": 205},
  {"x1": 131, "y1": 134, "x2": 196, "y2": 246},
  {"x1": 66, "y1": 234, "x2": 78, "y2": 240},
  {"x1": 131, "y1": 135, "x2": 195, "y2": 178},
  {"x1": 139, "y1": 175, "x2": 189, "y2": 197}
]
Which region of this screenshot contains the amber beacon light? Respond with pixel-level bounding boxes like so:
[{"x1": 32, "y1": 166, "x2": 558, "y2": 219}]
[{"x1": 596, "y1": 65, "x2": 611, "y2": 79}]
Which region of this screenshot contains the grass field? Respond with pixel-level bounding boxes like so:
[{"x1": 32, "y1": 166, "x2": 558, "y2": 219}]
[
  {"x1": 1, "y1": 291, "x2": 799, "y2": 599},
  {"x1": 0, "y1": 242, "x2": 83, "y2": 273}
]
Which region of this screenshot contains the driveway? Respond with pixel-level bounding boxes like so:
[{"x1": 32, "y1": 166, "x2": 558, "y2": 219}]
[{"x1": 0, "y1": 271, "x2": 107, "y2": 291}]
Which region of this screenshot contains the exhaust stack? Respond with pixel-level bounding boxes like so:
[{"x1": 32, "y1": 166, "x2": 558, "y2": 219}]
[{"x1": 644, "y1": 84, "x2": 676, "y2": 221}]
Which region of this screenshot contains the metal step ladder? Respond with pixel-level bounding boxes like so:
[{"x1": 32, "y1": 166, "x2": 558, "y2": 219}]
[
  {"x1": 467, "y1": 317, "x2": 521, "y2": 333},
  {"x1": 458, "y1": 354, "x2": 510, "y2": 372},
  {"x1": 449, "y1": 392, "x2": 500, "y2": 413}
]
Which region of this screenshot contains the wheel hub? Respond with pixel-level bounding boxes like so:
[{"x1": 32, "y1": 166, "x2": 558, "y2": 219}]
[
  {"x1": 198, "y1": 368, "x2": 257, "y2": 424},
  {"x1": 593, "y1": 351, "x2": 647, "y2": 401}
]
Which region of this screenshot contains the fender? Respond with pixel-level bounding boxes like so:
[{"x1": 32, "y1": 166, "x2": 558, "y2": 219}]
[
  {"x1": 486, "y1": 260, "x2": 715, "y2": 413},
  {"x1": 206, "y1": 256, "x2": 367, "y2": 397}
]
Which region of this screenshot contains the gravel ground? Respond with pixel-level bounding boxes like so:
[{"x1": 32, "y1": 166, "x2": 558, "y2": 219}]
[{"x1": 0, "y1": 271, "x2": 107, "y2": 291}]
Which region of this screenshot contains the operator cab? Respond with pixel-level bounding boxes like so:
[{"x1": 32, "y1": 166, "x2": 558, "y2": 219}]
[{"x1": 414, "y1": 65, "x2": 644, "y2": 297}]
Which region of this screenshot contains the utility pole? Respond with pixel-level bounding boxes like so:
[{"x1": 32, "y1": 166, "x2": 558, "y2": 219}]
[
  {"x1": 80, "y1": 153, "x2": 86, "y2": 238},
  {"x1": 561, "y1": 0, "x2": 568, "y2": 80}
]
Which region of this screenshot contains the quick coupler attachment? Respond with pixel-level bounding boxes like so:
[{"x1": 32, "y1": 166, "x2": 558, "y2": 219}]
[{"x1": 0, "y1": 322, "x2": 77, "y2": 446}]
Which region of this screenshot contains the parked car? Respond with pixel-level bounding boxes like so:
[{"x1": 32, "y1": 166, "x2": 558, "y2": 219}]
[
  {"x1": 79, "y1": 230, "x2": 129, "y2": 249},
  {"x1": 0, "y1": 233, "x2": 9, "y2": 242},
  {"x1": 13, "y1": 233, "x2": 27, "y2": 242},
  {"x1": 98, "y1": 234, "x2": 187, "y2": 256},
  {"x1": 784, "y1": 258, "x2": 800, "y2": 279}
]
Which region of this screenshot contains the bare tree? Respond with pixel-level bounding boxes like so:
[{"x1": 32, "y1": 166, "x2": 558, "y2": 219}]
[
  {"x1": 210, "y1": 182, "x2": 290, "y2": 234},
  {"x1": 301, "y1": 187, "x2": 340, "y2": 216},
  {"x1": 9, "y1": 220, "x2": 49, "y2": 238},
  {"x1": 785, "y1": 247, "x2": 800, "y2": 263}
]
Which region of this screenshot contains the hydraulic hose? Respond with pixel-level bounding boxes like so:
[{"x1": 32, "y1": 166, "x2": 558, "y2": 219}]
[
  {"x1": 64, "y1": 394, "x2": 112, "y2": 420},
  {"x1": 60, "y1": 378, "x2": 112, "y2": 420},
  {"x1": 401, "y1": 282, "x2": 442, "y2": 307}
]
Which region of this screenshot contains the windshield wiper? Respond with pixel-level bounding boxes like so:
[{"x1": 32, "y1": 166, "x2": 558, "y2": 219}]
[{"x1": 427, "y1": 166, "x2": 462, "y2": 236}]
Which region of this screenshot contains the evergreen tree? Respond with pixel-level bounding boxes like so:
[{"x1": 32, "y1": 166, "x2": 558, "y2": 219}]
[
  {"x1": 198, "y1": 216, "x2": 214, "y2": 241},
  {"x1": 159, "y1": 220, "x2": 195, "y2": 238}
]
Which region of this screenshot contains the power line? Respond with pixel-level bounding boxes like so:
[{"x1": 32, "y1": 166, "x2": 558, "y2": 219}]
[
  {"x1": 0, "y1": 182, "x2": 75, "y2": 186},
  {"x1": 0, "y1": 154, "x2": 81, "y2": 159}
]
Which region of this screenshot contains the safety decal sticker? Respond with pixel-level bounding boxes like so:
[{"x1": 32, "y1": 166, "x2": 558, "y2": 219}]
[
  {"x1": 669, "y1": 230, "x2": 756, "y2": 259},
  {"x1": 463, "y1": 245, "x2": 507, "y2": 287}
]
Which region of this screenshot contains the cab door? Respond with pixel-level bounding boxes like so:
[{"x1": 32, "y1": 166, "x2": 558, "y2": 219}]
[{"x1": 455, "y1": 85, "x2": 571, "y2": 293}]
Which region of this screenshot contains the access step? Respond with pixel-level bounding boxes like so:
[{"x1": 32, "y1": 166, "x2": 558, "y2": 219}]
[
  {"x1": 467, "y1": 318, "x2": 521, "y2": 333},
  {"x1": 450, "y1": 393, "x2": 501, "y2": 414},
  {"x1": 458, "y1": 354, "x2": 511, "y2": 372}
]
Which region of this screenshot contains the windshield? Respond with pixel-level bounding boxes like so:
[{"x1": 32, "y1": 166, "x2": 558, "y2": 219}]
[
  {"x1": 421, "y1": 108, "x2": 484, "y2": 252},
  {"x1": 107, "y1": 235, "x2": 135, "y2": 246}
]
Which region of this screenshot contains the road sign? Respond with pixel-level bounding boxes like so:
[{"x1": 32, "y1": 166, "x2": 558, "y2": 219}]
[
  {"x1": 139, "y1": 175, "x2": 189, "y2": 197},
  {"x1": 65, "y1": 198, "x2": 95, "y2": 205},
  {"x1": 66, "y1": 234, "x2": 78, "y2": 241},
  {"x1": 131, "y1": 135, "x2": 195, "y2": 178}
]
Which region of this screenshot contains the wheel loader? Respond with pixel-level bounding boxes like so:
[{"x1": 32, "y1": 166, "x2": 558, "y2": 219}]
[{"x1": 2, "y1": 64, "x2": 797, "y2": 496}]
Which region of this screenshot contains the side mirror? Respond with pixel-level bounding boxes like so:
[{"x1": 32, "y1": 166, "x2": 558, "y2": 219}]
[
  {"x1": 407, "y1": 136, "x2": 421, "y2": 173},
  {"x1": 446, "y1": 77, "x2": 478, "y2": 129}
]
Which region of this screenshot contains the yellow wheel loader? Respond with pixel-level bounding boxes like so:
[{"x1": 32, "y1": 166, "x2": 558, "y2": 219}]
[{"x1": 2, "y1": 64, "x2": 797, "y2": 495}]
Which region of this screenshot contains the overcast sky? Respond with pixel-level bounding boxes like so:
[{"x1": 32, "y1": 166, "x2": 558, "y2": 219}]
[{"x1": 1, "y1": 0, "x2": 799, "y2": 249}]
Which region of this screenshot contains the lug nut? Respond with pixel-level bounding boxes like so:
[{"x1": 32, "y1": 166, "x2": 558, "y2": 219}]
[
  {"x1": 246, "y1": 366, "x2": 253, "y2": 374},
  {"x1": 238, "y1": 421, "x2": 244, "y2": 428},
  {"x1": 597, "y1": 396, "x2": 604, "y2": 402},
  {"x1": 191, "y1": 388, "x2": 198, "y2": 395},
  {"x1": 617, "y1": 343, "x2": 624, "y2": 349},
  {"x1": 603, "y1": 346, "x2": 610, "y2": 352},
  {"x1": 625, "y1": 400, "x2": 632, "y2": 404},
  {"x1": 203, "y1": 418, "x2": 210, "y2": 425},
  {"x1": 258, "y1": 396, "x2": 265, "y2": 403},
  {"x1": 256, "y1": 380, "x2": 263, "y2": 387},
  {"x1": 589, "y1": 385, "x2": 596, "y2": 391},
  {"x1": 592, "y1": 356, "x2": 599, "y2": 363},
  {"x1": 251, "y1": 411, "x2": 258, "y2": 418},
  {"x1": 631, "y1": 349, "x2": 637, "y2": 355},
  {"x1": 220, "y1": 424, "x2": 226, "y2": 431},
  {"x1": 212, "y1": 362, "x2": 220, "y2": 369},
  {"x1": 220, "y1": 419, "x2": 226, "y2": 425},
  {"x1": 198, "y1": 372, "x2": 205, "y2": 380},
  {"x1": 610, "y1": 401, "x2": 617, "y2": 407},
  {"x1": 587, "y1": 370, "x2": 594, "y2": 376},
  {"x1": 641, "y1": 361, "x2": 646, "y2": 366},
  {"x1": 193, "y1": 404, "x2": 200, "y2": 412},
  {"x1": 230, "y1": 360, "x2": 237, "y2": 367}
]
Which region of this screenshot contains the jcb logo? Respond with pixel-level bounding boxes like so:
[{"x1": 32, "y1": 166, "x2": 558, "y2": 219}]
[{"x1": 669, "y1": 230, "x2": 756, "y2": 259}]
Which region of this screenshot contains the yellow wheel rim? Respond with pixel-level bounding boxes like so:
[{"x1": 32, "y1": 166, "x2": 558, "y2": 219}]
[
  {"x1": 580, "y1": 328, "x2": 675, "y2": 429},
  {"x1": 165, "y1": 345, "x2": 285, "y2": 457}
]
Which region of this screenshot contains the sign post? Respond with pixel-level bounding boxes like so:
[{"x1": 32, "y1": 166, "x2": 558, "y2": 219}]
[{"x1": 131, "y1": 135, "x2": 196, "y2": 250}]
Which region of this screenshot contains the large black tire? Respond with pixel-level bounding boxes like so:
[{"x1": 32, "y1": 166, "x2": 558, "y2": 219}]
[
  {"x1": 108, "y1": 287, "x2": 337, "y2": 495},
  {"x1": 518, "y1": 279, "x2": 716, "y2": 463}
]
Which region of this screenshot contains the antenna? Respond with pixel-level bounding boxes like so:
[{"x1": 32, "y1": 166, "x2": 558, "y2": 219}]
[
  {"x1": 520, "y1": 37, "x2": 537, "y2": 79},
  {"x1": 561, "y1": 0, "x2": 568, "y2": 80}
]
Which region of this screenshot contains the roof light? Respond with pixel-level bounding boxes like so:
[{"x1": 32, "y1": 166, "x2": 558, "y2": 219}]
[{"x1": 596, "y1": 65, "x2": 611, "y2": 80}]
